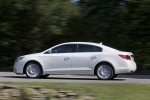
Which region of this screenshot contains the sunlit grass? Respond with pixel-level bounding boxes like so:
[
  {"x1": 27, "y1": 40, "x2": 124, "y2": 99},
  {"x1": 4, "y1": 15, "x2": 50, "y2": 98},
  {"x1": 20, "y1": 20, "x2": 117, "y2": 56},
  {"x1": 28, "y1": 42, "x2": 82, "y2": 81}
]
[{"x1": 1, "y1": 82, "x2": 150, "y2": 100}]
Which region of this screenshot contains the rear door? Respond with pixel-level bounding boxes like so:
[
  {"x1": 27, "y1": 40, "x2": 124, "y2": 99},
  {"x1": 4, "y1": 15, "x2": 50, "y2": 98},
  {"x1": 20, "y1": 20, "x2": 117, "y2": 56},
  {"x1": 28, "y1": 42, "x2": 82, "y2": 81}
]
[{"x1": 72, "y1": 44, "x2": 102, "y2": 75}]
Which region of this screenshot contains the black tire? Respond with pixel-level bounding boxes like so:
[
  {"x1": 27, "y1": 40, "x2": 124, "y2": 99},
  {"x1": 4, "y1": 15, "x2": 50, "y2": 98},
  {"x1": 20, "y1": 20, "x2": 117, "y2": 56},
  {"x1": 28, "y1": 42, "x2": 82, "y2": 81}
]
[
  {"x1": 112, "y1": 74, "x2": 118, "y2": 79},
  {"x1": 96, "y1": 63, "x2": 114, "y2": 80},
  {"x1": 40, "y1": 74, "x2": 49, "y2": 78},
  {"x1": 25, "y1": 62, "x2": 42, "y2": 78}
]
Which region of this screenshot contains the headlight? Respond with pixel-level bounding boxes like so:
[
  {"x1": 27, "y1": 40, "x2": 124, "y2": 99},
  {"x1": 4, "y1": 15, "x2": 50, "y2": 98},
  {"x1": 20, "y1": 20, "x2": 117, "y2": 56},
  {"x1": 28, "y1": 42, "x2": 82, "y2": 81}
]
[{"x1": 15, "y1": 56, "x2": 24, "y2": 62}]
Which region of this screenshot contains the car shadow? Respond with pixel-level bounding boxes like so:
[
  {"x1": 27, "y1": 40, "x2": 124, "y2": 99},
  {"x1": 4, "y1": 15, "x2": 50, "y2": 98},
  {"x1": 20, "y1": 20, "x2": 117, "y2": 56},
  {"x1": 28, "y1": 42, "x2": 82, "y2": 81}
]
[
  {"x1": 118, "y1": 75, "x2": 150, "y2": 79},
  {"x1": 0, "y1": 76, "x2": 125, "y2": 81}
]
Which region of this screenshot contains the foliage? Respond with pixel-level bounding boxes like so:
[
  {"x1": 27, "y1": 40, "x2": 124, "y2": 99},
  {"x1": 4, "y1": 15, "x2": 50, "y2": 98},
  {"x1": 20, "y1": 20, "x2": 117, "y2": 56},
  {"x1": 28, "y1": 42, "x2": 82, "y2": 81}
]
[
  {"x1": 0, "y1": 0, "x2": 149, "y2": 72},
  {"x1": 75, "y1": 0, "x2": 150, "y2": 71},
  {"x1": 0, "y1": 0, "x2": 80, "y2": 69}
]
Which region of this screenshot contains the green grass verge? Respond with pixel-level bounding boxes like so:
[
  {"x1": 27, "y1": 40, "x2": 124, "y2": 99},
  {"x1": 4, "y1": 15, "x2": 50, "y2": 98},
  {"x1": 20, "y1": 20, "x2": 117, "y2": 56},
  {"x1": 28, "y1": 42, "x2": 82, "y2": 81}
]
[{"x1": 1, "y1": 82, "x2": 150, "y2": 100}]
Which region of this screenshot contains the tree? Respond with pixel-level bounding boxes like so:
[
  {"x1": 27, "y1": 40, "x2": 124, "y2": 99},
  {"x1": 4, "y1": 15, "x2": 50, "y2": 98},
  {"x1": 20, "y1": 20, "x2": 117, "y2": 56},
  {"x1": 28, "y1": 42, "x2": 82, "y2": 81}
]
[
  {"x1": 75, "y1": 0, "x2": 150, "y2": 71},
  {"x1": 0, "y1": 0, "x2": 80, "y2": 70}
]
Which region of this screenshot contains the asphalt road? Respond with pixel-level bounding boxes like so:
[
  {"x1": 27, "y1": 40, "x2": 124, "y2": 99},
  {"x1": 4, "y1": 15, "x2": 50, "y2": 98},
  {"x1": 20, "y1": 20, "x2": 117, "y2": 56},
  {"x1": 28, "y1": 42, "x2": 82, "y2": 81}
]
[{"x1": 0, "y1": 72, "x2": 150, "y2": 84}]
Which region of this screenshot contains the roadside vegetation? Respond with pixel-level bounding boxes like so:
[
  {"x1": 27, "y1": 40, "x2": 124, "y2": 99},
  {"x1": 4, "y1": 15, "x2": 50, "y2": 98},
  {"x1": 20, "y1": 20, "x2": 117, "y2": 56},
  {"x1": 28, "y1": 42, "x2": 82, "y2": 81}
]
[
  {"x1": 1, "y1": 82, "x2": 150, "y2": 100},
  {"x1": 0, "y1": 0, "x2": 149, "y2": 73}
]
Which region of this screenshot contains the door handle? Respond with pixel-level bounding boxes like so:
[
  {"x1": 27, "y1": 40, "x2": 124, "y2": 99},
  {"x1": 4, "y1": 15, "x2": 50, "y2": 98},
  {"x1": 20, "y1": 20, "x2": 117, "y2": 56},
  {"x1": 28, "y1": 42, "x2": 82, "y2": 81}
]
[
  {"x1": 64, "y1": 57, "x2": 70, "y2": 61},
  {"x1": 91, "y1": 56, "x2": 97, "y2": 59}
]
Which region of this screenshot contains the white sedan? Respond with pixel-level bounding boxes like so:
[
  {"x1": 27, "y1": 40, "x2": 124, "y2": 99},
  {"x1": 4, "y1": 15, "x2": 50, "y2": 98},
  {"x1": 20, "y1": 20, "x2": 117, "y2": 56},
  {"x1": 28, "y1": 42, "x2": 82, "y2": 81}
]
[{"x1": 14, "y1": 42, "x2": 136, "y2": 80}]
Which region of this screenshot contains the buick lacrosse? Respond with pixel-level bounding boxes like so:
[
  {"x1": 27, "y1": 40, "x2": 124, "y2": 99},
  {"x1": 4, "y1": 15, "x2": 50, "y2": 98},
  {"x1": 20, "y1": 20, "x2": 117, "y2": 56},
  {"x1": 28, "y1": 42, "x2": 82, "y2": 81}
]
[{"x1": 14, "y1": 42, "x2": 136, "y2": 80}]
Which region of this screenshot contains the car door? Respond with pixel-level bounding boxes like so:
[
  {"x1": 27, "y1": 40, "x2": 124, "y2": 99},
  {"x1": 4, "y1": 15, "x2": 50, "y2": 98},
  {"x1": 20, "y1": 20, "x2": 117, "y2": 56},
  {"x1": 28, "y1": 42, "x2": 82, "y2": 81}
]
[
  {"x1": 44, "y1": 44, "x2": 76, "y2": 74},
  {"x1": 72, "y1": 44, "x2": 102, "y2": 75}
]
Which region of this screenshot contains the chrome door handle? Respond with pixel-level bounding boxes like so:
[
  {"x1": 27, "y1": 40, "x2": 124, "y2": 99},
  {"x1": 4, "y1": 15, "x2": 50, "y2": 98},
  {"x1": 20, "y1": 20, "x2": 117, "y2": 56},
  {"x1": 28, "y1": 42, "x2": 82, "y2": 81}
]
[
  {"x1": 64, "y1": 57, "x2": 70, "y2": 61},
  {"x1": 91, "y1": 56, "x2": 97, "y2": 59}
]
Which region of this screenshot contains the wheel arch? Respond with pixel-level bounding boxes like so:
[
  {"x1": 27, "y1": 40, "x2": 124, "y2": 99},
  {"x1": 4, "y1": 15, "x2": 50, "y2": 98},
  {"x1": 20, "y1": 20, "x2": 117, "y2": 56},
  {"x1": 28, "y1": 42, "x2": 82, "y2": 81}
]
[
  {"x1": 94, "y1": 61, "x2": 115, "y2": 75},
  {"x1": 23, "y1": 60, "x2": 43, "y2": 74}
]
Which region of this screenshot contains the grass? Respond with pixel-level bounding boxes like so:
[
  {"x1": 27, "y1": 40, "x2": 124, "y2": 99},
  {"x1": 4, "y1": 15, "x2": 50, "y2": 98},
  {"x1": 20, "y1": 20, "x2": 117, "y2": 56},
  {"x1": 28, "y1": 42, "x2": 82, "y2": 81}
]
[{"x1": 1, "y1": 82, "x2": 150, "y2": 100}]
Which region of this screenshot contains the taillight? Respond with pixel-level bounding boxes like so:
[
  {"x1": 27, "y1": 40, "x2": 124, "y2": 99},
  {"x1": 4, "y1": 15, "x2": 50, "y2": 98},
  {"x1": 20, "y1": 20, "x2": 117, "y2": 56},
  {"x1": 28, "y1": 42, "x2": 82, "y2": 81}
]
[{"x1": 119, "y1": 54, "x2": 131, "y2": 60}]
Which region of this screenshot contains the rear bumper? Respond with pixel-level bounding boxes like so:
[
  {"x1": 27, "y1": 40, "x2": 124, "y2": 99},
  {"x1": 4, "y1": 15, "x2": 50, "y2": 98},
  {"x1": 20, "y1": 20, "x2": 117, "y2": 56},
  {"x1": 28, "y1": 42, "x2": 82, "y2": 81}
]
[{"x1": 115, "y1": 61, "x2": 137, "y2": 74}]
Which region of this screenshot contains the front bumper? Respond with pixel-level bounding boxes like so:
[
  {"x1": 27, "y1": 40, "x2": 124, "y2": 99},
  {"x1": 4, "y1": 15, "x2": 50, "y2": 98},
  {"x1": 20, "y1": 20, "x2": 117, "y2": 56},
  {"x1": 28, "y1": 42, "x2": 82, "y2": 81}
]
[{"x1": 14, "y1": 61, "x2": 25, "y2": 75}]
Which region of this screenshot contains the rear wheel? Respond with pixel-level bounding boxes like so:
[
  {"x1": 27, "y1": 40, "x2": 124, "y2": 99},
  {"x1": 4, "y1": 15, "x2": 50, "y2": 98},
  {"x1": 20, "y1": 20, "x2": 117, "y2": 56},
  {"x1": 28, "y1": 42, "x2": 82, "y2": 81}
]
[
  {"x1": 25, "y1": 62, "x2": 42, "y2": 78},
  {"x1": 96, "y1": 63, "x2": 114, "y2": 80}
]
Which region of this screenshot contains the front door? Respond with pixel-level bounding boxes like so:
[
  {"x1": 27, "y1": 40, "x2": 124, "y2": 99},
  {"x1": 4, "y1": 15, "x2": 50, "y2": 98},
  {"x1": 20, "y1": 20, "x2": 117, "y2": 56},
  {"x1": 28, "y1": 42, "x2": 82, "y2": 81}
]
[{"x1": 44, "y1": 44, "x2": 77, "y2": 74}]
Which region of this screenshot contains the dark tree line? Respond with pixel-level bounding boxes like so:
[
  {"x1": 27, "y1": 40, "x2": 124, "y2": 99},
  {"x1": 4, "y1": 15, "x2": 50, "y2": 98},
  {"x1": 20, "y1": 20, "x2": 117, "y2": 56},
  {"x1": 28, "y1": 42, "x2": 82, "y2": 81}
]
[{"x1": 0, "y1": 0, "x2": 149, "y2": 72}]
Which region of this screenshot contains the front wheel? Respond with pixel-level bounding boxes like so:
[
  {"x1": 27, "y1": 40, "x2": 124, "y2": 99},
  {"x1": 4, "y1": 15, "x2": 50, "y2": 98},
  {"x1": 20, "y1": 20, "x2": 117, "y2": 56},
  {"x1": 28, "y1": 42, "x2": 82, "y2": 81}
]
[
  {"x1": 96, "y1": 63, "x2": 114, "y2": 80},
  {"x1": 25, "y1": 62, "x2": 42, "y2": 78},
  {"x1": 112, "y1": 74, "x2": 118, "y2": 79}
]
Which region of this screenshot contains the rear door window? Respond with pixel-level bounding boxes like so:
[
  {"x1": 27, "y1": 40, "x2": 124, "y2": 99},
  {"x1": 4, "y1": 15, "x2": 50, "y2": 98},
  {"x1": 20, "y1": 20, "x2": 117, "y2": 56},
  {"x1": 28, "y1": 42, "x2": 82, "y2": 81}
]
[
  {"x1": 76, "y1": 44, "x2": 102, "y2": 52},
  {"x1": 77, "y1": 44, "x2": 95, "y2": 52}
]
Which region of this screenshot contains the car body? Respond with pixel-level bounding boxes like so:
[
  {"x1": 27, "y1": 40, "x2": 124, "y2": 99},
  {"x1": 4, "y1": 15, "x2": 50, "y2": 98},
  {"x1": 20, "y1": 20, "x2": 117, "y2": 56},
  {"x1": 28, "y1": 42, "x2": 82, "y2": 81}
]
[{"x1": 14, "y1": 42, "x2": 136, "y2": 80}]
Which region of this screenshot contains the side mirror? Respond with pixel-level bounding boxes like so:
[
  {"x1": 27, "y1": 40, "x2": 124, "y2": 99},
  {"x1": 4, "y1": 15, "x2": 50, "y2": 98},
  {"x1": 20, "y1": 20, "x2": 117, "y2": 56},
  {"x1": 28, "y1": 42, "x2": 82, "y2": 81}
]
[{"x1": 44, "y1": 50, "x2": 51, "y2": 54}]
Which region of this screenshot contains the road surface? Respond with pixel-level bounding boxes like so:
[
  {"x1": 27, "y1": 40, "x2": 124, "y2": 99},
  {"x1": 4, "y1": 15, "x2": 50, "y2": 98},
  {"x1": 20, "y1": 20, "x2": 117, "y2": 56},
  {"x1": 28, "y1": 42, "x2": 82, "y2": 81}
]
[{"x1": 0, "y1": 72, "x2": 150, "y2": 84}]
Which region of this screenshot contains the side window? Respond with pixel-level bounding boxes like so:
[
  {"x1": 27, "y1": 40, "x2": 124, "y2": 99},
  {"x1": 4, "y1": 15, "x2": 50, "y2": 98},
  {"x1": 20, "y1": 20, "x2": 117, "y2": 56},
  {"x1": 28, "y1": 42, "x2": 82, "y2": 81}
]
[
  {"x1": 94, "y1": 46, "x2": 102, "y2": 52},
  {"x1": 51, "y1": 44, "x2": 76, "y2": 53},
  {"x1": 77, "y1": 44, "x2": 94, "y2": 52}
]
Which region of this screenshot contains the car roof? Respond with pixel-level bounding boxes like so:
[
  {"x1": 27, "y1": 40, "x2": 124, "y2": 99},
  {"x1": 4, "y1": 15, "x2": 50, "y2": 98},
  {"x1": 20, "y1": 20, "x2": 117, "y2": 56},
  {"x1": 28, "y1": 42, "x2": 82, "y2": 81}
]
[
  {"x1": 61, "y1": 42, "x2": 101, "y2": 46},
  {"x1": 42, "y1": 42, "x2": 118, "y2": 53}
]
